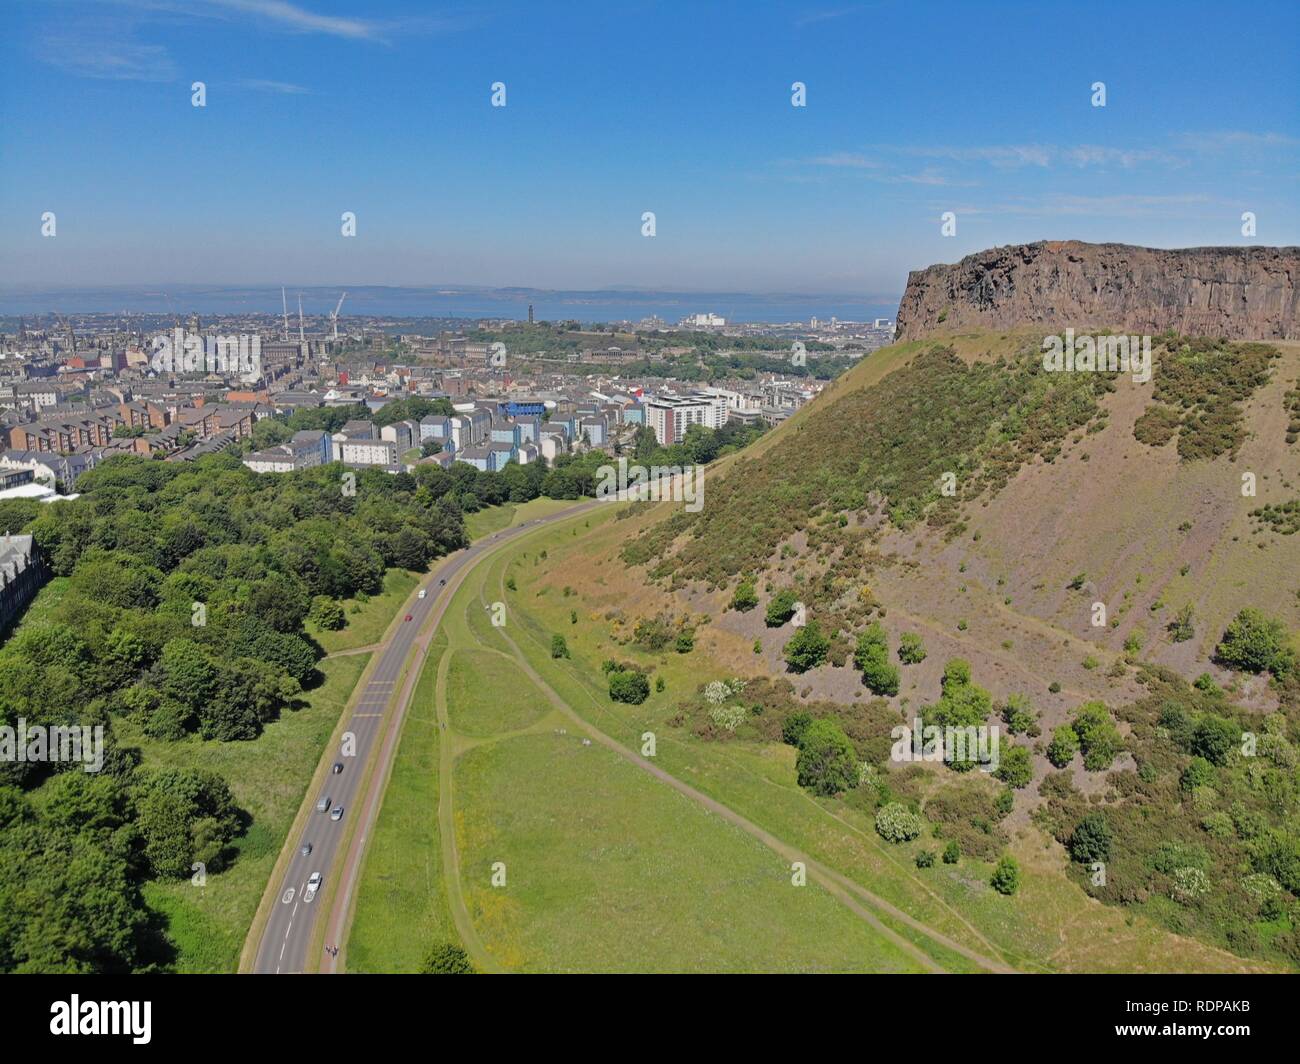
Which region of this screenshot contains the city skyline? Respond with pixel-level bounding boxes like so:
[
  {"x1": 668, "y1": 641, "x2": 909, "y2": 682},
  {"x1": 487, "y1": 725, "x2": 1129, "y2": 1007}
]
[{"x1": 2, "y1": 0, "x2": 1298, "y2": 294}]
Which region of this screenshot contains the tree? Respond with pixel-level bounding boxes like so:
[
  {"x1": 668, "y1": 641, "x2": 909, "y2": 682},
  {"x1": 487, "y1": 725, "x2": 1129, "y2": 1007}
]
[
  {"x1": 1071, "y1": 701, "x2": 1121, "y2": 771},
  {"x1": 855, "y1": 625, "x2": 899, "y2": 695},
  {"x1": 608, "y1": 670, "x2": 650, "y2": 705},
  {"x1": 990, "y1": 854, "x2": 1020, "y2": 895},
  {"x1": 854, "y1": 622, "x2": 888, "y2": 664},
  {"x1": 729, "y1": 578, "x2": 758, "y2": 612},
  {"x1": 860, "y1": 650, "x2": 899, "y2": 696},
  {"x1": 1000, "y1": 692, "x2": 1036, "y2": 735},
  {"x1": 674, "y1": 628, "x2": 695, "y2": 654},
  {"x1": 898, "y1": 632, "x2": 927, "y2": 664},
  {"x1": 1180, "y1": 756, "x2": 1216, "y2": 791},
  {"x1": 942, "y1": 840, "x2": 961, "y2": 864},
  {"x1": 764, "y1": 589, "x2": 799, "y2": 627},
  {"x1": 308, "y1": 595, "x2": 346, "y2": 631},
  {"x1": 1046, "y1": 725, "x2": 1079, "y2": 768},
  {"x1": 421, "y1": 942, "x2": 475, "y2": 974},
  {"x1": 1069, "y1": 813, "x2": 1113, "y2": 864},
  {"x1": 994, "y1": 744, "x2": 1032, "y2": 789},
  {"x1": 1216, "y1": 608, "x2": 1295, "y2": 678},
  {"x1": 1167, "y1": 604, "x2": 1195, "y2": 643},
  {"x1": 1190, "y1": 714, "x2": 1239, "y2": 767},
  {"x1": 550, "y1": 634, "x2": 569, "y2": 659},
  {"x1": 796, "y1": 719, "x2": 859, "y2": 796},
  {"x1": 782, "y1": 711, "x2": 813, "y2": 746},
  {"x1": 783, "y1": 622, "x2": 829, "y2": 673}
]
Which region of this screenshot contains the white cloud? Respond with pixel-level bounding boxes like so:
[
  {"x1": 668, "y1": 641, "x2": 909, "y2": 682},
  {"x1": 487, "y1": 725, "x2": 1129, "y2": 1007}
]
[
  {"x1": 237, "y1": 77, "x2": 310, "y2": 94},
  {"x1": 210, "y1": 0, "x2": 383, "y2": 41}
]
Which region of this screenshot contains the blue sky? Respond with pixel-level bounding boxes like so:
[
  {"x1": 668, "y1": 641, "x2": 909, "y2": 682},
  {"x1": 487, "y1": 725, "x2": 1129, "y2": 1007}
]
[{"x1": 2, "y1": 0, "x2": 1296, "y2": 296}]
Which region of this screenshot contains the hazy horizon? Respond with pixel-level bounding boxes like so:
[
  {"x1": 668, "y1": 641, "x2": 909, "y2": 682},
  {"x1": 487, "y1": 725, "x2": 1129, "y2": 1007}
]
[{"x1": 3, "y1": 0, "x2": 1296, "y2": 292}]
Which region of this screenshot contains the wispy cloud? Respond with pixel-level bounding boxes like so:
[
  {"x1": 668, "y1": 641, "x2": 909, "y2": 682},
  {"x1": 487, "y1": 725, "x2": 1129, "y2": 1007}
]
[
  {"x1": 794, "y1": 7, "x2": 862, "y2": 29},
  {"x1": 952, "y1": 193, "x2": 1216, "y2": 219},
  {"x1": 237, "y1": 77, "x2": 310, "y2": 94},
  {"x1": 39, "y1": 24, "x2": 177, "y2": 81},
  {"x1": 209, "y1": 0, "x2": 384, "y2": 42},
  {"x1": 806, "y1": 152, "x2": 882, "y2": 169},
  {"x1": 1175, "y1": 130, "x2": 1300, "y2": 153}
]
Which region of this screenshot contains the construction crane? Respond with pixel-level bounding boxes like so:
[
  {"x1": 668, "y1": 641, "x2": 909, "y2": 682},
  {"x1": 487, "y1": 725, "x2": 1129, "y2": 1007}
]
[
  {"x1": 297, "y1": 293, "x2": 305, "y2": 342},
  {"x1": 281, "y1": 287, "x2": 290, "y2": 340},
  {"x1": 330, "y1": 292, "x2": 347, "y2": 340}
]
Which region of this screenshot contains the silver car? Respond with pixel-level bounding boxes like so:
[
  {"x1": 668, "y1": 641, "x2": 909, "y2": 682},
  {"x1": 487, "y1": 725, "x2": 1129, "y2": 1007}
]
[
  {"x1": 315, "y1": 796, "x2": 331, "y2": 813},
  {"x1": 330, "y1": 806, "x2": 344, "y2": 822}
]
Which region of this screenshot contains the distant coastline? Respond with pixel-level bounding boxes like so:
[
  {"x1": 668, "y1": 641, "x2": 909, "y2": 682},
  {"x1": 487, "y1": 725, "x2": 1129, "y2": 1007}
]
[{"x1": 0, "y1": 284, "x2": 900, "y2": 324}]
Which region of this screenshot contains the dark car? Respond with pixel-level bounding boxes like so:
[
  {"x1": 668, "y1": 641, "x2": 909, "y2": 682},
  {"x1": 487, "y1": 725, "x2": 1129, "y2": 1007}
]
[
  {"x1": 300, "y1": 842, "x2": 312, "y2": 857},
  {"x1": 332, "y1": 762, "x2": 343, "y2": 774},
  {"x1": 404, "y1": 614, "x2": 413, "y2": 622}
]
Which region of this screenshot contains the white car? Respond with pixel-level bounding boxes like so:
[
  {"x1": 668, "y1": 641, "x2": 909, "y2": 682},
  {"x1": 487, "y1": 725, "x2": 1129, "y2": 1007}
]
[
  {"x1": 306, "y1": 871, "x2": 322, "y2": 896},
  {"x1": 418, "y1": 589, "x2": 427, "y2": 599}
]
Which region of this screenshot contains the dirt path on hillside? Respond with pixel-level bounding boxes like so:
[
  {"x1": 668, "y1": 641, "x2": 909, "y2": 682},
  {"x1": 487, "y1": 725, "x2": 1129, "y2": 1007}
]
[{"x1": 473, "y1": 568, "x2": 1015, "y2": 973}]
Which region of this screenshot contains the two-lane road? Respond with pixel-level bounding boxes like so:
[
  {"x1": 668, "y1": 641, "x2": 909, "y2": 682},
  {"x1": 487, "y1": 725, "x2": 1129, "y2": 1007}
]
[{"x1": 251, "y1": 501, "x2": 596, "y2": 974}]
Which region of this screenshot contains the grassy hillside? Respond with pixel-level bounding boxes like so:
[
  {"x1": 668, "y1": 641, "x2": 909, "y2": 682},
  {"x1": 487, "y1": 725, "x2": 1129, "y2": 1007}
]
[{"x1": 535, "y1": 331, "x2": 1300, "y2": 969}]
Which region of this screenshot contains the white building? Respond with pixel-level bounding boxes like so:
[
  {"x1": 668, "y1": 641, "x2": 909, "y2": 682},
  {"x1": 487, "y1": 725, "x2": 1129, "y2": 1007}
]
[
  {"x1": 644, "y1": 393, "x2": 728, "y2": 445},
  {"x1": 338, "y1": 439, "x2": 397, "y2": 467}
]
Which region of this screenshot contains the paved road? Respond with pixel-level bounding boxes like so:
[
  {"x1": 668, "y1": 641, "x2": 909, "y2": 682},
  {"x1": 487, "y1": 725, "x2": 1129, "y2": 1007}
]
[{"x1": 252, "y1": 502, "x2": 596, "y2": 974}]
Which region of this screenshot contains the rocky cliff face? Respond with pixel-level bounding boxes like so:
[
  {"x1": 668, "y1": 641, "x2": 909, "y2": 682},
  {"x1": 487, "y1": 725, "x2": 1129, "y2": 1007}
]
[{"x1": 894, "y1": 241, "x2": 1299, "y2": 341}]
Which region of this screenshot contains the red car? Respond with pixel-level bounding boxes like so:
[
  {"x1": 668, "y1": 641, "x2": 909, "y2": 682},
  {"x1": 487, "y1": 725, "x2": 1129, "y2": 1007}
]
[{"x1": 404, "y1": 614, "x2": 413, "y2": 622}]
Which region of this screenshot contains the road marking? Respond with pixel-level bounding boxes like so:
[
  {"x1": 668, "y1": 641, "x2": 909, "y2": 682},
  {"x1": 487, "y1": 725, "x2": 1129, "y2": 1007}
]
[{"x1": 281, "y1": 888, "x2": 295, "y2": 904}]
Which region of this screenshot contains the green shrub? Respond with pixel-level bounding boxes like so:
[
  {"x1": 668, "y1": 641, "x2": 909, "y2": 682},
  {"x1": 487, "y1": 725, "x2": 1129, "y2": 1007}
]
[
  {"x1": 764, "y1": 589, "x2": 799, "y2": 628},
  {"x1": 1216, "y1": 608, "x2": 1295, "y2": 678},
  {"x1": 990, "y1": 855, "x2": 1020, "y2": 895},
  {"x1": 1069, "y1": 813, "x2": 1113, "y2": 863},
  {"x1": 874, "y1": 802, "x2": 924, "y2": 843},
  {"x1": 898, "y1": 632, "x2": 927, "y2": 664},
  {"x1": 782, "y1": 711, "x2": 813, "y2": 746},
  {"x1": 608, "y1": 670, "x2": 650, "y2": 705},
  {"x1": 783, "y1": 622, "x2": 830, "y2": 673},
  {"x1": 729, "y1": 578, "x2": 759, "y2": 612},
  {"x1": 994, "y1": 745, "x2": 1033, "y2": 789},
  {"x1": 1047, "y1": 725, "x2": 1079, "y2": 768},
  {"x1": 796, "y1": 719, "x2": 859, "y2": 796}
]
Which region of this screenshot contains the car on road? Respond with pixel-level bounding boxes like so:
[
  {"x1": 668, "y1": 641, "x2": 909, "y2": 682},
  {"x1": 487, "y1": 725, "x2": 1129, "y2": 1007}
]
[
  {"x1": 330, "y1": 806, "x2": 344, "y2": 822},
  {"x1": 404, "y1": 613, "x2": 413, "y2": 622},
  {"x1": 418, "y1": 588, "x2": 427, "y2": 599},
  {"x1": 315, "y1": 796, "x2": 331, "y2": 813},
  {"x1": 300, "y1": 842, "x2": 312, "y2": 857},
  {"x1": 439, "y1": 578, "x2": 446, "y2": 586},
  {"x1": 332, "y1": 762, "x2": 344, "y2": 774},
  {"x1": 306, "y1": 871, "x2": 322, "y2": 894}
]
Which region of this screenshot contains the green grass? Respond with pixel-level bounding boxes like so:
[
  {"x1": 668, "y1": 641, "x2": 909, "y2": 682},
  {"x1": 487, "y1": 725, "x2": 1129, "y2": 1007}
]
[
  {"x1": 446, "y1": 649, "x2": 551, "y2": 737},
  {"x1": 453, "y1": 729, "x2": 926, "y2": 973},
  {"x1": 122, "y1": 653, "x2": 371, "y2": 972},
  {"x1": 346, "y1": 634, "x2": 453, "y2": 973},
  {"x1": 464, "y1": 496, "x2": 575, "y2": 542},
  {"x1": 347, "y1": 513, "x2": 934, "y2": 973},
  {"x1": 309, "y1": 568, "x2": 421, "y2": 654}
]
